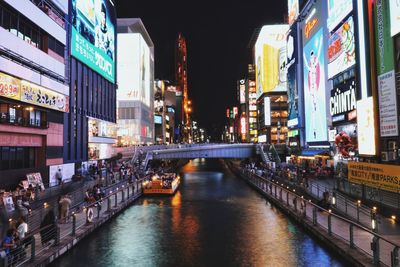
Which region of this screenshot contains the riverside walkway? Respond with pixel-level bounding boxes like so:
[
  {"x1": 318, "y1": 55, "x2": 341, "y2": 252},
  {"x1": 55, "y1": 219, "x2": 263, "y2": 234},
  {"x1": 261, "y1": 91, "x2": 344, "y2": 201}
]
[{"x1": 229, "y1": 163, "x2": 400, "y2": 267}]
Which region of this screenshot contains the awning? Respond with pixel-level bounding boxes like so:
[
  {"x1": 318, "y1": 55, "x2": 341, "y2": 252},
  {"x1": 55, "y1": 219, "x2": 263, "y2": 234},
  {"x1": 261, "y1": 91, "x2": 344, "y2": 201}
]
[{"x1": 300, "y1": 149, "x2": 329, "y2": 157}]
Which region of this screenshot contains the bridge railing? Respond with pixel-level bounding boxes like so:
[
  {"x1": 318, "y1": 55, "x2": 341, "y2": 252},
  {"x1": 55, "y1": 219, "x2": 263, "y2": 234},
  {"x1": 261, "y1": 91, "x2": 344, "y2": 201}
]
[{"x1": 235, "y1": 166, "x2": 400, "y2": 267}]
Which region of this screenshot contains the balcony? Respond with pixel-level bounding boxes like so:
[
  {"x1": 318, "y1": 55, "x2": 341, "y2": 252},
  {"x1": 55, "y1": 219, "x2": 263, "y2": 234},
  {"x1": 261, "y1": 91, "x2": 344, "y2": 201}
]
[{"x1": 0, "y1": 113, "x2": 48, "y2": 129}]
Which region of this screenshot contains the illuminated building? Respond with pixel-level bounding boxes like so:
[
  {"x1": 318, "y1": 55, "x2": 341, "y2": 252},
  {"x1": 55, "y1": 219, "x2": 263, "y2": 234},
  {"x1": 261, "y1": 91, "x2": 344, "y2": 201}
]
[
  {"x1": 0, "y1": 0, "x2": 69, "y2": 188},
  {"x1": 117, "y1": 18, "x2": 155, "y2": 145},
  {"x1": 175, "y1": 33, "x2": 191, "y2": 142}
]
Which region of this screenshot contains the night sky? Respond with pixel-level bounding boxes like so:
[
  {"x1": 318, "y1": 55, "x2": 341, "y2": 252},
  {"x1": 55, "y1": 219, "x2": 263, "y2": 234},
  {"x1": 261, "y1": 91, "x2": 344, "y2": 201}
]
[{"x1": 116, "y1": 1, "x2": 287, "y2": 138}]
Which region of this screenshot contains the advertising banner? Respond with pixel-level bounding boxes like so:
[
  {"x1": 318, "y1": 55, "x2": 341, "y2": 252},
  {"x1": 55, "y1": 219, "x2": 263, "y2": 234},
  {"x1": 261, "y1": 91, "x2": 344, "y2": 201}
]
[
  {"x1": 327, "y1": 16, "x2": 356, "y2": 79},
  {"x1": 264, "y1": 97, "x2": 271, "y2": 126},
  {"x1": 288, "y1": 0, "x2": 299, "y2": 25},
  {"x1": 239, "y1": 80, "x2": 246, "y2": 104},
  {"x1": 21, "y1": 81, "x2": 69, "y2": 112},
  {"x1": 0, "y1": 72, "x2": 69, "y2": 112},
  {"x1": 255, "y1": 25, "x2": 289, "y2": 98},
  {"x1": 303, "y1": 28, "x2": 328, "y2": 142},
  {"x1": 71, "y1": 0, "x2": 116, "y2": 83},
  {"x1": 287, "y1": 26, "x2": 299, "y2": 128},
  {"x1": 389, "y1": 0, "x2": 400, "y2": 36},
  {"x1": 375, "y1": 0, "x2": 399, "y2": 137},
  {"x1": 49, "y1": 163, "x2": 75, "y2": 186},
  {"x1": 348, "y1": 161, "x2": 400, "y2": 193},
  {"x1": 330, "y1": 78, "x2": 356, "y2": 123},
  {"x1": 357, "y1": 97, "x2": 376, "y2": 155},
  {"x1": 0, "y1": 72, "x2": 20, "y2": 100},
  {"x1": 327, "y1": 0, "x2": 353, "y2": 32}
]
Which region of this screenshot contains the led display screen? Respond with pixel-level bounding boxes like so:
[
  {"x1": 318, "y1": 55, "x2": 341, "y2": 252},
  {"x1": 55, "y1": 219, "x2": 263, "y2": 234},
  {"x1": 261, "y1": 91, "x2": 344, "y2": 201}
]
[
  {"x1": 357, "y1": 97, "x2": 376, "y2": 155},
  {"x1": 154, "y1": 115, "x2": 162, "y2": 125},
  {"x1": 288, "y1": 0, "x2": 299, "y2": 25},
  {"x1": 71, "y1": 0, "x2": 116, "y2": 83},
  {"x1": 303, "y1": 28, "x2": 328, "y2": 142},
  {"x1": 327, "y1": 0, "x2": 353, "y2": 32},
  {"x1": 327, "y1": 16, "x2": 356, "y2": 79},
  {"x1": 390, "y1": 0, "x2": 400, "y2": 36}
]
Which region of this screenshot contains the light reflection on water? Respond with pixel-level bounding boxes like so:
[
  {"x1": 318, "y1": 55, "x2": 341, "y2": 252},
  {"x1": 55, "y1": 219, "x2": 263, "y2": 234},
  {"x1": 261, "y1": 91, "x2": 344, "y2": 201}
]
[{"x1": 51, "y1": 159, "x2": 344, "y2": 267}]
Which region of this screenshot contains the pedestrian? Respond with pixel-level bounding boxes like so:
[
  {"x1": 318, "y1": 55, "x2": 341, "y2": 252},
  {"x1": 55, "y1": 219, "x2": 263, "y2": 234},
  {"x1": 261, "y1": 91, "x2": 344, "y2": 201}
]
[
  {"x1": 16, "y1": 217, "x2": 28, "y2": 240},
  {"x1": 40, "y1": 210, "x2": 57, "y2": 247},
  {"x1": 15, "y1": 196, "x2": 29, "y2": 222},
  {"x1": 59, "y1": 195, "x2": 72, "y2": 223},
  {"x1": 1, "y1": 229, "x2": 16, "y2": 261},
  {"x1": 55, "y1": 168, "x2": 63, "y2": 186}
]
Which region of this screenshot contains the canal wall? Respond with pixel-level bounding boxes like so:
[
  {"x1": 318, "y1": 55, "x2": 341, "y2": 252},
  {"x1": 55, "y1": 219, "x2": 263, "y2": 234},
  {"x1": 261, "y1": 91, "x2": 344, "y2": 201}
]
[{"x1": 227, "y1": 162, "x2": 376, "y2": 267}]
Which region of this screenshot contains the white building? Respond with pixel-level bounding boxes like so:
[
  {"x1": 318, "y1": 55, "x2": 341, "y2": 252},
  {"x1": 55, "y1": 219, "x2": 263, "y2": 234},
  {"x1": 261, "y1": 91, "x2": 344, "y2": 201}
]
[{"x1": 117, "y1": 18, "x2": 154, "y2": 145}]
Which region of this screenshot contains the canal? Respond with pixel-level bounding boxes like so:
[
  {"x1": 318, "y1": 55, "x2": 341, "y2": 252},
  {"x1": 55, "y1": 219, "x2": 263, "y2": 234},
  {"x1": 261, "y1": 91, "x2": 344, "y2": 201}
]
[{"x1": 51, "y1": 159, "x2": 345, "y2": 267}]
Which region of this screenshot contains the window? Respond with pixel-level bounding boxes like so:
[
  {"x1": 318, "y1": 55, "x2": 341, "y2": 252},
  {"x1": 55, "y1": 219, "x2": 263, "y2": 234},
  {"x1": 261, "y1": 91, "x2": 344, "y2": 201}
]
[
  {"x1": 0, "y1": 147, "x2": 35, "y2": 170},
  {"x1": 48, "y1": 36, "x2": 64, "y2": 57}
]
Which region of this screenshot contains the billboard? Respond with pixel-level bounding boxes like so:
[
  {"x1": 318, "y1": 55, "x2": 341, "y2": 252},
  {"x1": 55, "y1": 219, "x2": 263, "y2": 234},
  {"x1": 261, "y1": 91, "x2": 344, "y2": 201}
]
[
  {"x1": 117, "y1": 34, "x2": 152, "y2": 107},
  {"x1": 154, "y1": 115, "x2": 162, "y2": 124},
  {"x1": 303, "y1": 28, "x2": 328, "y2": 142},
  {"x1": 287, "y1": 26, "x2": 299, "y2": 128},
  {"x1": 239, "y1": 80, "x2": 246, "y2": 104},
  {"x1": 327, "y1": 16, "x2": 356, "y2": 79},
  {"x1": 390, "y1": 0, "x2": 400, "y2": 36},
  {"x1": 348, "y1": 162, "x2": 400, "y2": 193},
  {"x1": 264, "y1": 97, "x2": 271, "y2": 126},
  {"x1": 288, "y1": 0, "x2": 299, "y2": 25},
  {"x1": 327, "y1": 0, "x2": 353, "y2": 32},
  {"x1": 376, "y1": 0, "x2": 399, "y2": 137},
  {"x1": 357, "y1": 97, "x2": 376, "y2": 155},
  {"x1": 330, "y1": 78, "x2": 357, "y2": 123},
  {"x1": 71, "y1": 0, "x2": 116, "y2": 83},
  {"x1": 255, "y1": 25, "x2": 289, "y2": 98}
]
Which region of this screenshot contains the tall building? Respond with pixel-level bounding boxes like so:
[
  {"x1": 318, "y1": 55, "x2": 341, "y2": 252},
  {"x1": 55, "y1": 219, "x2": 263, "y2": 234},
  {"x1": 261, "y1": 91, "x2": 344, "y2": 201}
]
[
  {"x1": 0, "y1": 0, "x2": 69, "y2": 188},
  {"x1": 117, "y1": 18, "x2": 154, "y2": 145},
  {"x1": 175, "y1": 33, "x2": 189, "y2": 141},
  {"x1": 64, "y1": 0, "x2": 117, "y2": 166}
]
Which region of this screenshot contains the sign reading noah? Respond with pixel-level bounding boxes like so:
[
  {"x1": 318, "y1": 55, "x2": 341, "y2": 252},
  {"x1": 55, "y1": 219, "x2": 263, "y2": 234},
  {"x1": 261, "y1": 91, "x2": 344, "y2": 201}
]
[{"x1": 71, "y1": 0, "x2": 116, "y2": 83}]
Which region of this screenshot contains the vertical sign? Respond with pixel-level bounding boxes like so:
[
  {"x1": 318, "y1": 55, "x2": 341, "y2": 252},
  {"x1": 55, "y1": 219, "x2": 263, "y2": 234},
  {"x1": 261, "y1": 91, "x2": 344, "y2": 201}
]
[{"x1": 264, "y1": 97, "x2": 271, "y2": 126}]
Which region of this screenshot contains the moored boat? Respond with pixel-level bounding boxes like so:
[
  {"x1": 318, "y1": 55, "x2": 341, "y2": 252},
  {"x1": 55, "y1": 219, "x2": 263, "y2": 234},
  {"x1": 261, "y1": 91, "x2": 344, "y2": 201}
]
[{"x1": 143, "y1": 173, "x2": 180, "y2": 195}]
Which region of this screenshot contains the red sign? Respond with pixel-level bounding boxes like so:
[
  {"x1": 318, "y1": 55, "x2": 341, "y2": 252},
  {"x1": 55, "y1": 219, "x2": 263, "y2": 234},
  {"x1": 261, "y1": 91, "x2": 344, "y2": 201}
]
[{"x1": 226, "y1": 109, "x2": 230, "y2": 118}]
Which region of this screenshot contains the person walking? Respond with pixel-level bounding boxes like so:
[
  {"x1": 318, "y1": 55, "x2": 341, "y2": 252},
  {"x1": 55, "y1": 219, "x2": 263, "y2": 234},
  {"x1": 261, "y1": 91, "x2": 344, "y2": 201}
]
[
  {"x1": 40, "y1": 210, "x2": 57, "y2": 247},
  {"x1": 59, "y1": 195, "x2": 72, "y2": 224},
  {"x1": 55, "y1": 168, "x2": 63, "y2": 186}
]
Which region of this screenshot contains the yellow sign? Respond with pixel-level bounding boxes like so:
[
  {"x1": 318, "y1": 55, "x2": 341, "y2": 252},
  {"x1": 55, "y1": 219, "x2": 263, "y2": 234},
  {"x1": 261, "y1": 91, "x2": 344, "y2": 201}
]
[
  {"x1": 0, "y1": 72, "x2": 21, "y2": 100},
  {"x1": 348, "y1": 161, "x2": 400, "y2": 193},
  {"x1": 21, "y1": 81, "x2": 69, "y2": 112}
]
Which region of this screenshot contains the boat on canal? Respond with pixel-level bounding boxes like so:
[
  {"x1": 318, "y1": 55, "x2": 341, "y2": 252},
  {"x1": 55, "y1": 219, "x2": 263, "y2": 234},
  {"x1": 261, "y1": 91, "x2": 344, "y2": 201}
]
[{"x1": 143, "y1": 173, "x2": 180, "y2": 195}]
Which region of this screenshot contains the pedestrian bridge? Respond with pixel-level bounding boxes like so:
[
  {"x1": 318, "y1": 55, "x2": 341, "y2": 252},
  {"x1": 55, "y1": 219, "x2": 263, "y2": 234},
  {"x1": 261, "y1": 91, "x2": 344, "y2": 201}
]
[{"x1": 149, "y1": 143, "x2": 256, "y2": 160}]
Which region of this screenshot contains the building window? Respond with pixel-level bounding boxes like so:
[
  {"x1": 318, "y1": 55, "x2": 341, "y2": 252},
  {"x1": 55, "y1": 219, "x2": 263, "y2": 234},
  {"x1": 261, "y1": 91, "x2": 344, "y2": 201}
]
[
  {"x1": 0, "y1": 146, "x2": 36, "y2": 170},
  {"x1": 0, "y1": 102, "x2": 47, "y2": 128}
]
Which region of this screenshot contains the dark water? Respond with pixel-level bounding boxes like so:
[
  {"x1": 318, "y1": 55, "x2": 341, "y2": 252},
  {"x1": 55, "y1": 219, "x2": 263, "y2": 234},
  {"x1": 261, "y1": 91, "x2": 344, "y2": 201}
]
[{"x1": 51, "y1": 159, "x2": 345, "y2": 267}]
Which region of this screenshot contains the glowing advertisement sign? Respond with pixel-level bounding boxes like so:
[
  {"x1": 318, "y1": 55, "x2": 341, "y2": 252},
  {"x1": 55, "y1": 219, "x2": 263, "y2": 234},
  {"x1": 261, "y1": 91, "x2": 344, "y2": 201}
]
[
  {"x1": 0, "y1": 72, "x2": 69, "y2": 112},
  {"x1": 71, "y1": 0, "x2": 116, "y2": 83},
  {"x1": 327, "y1": 16, "x2": 356, "y2": 79},
  {"x1": 239, "y1": 80, "x2": 246, "y2": 104},
  {"x1": 287, "y1": 27, "x2": 299, "y2": 128},
  {"x1": 288, "y1": 0, "x2": 299, "y2": 25},
  {"x1": 357, "y1": 97, "x2": 376, "y2": 155},
  {"x1": 348, "y1": 162, "x2": 400, "y2": 193},
  {"x1": 330, "y1": 79, "x2": 356, "y2": 123},
  {"x1": 303, "y1": 28, "x2": 328, "y2": 143},
  {"x1": 264, "y1": 97, "x2": 271, "y2": 126},
  {"x1": 240, "y1": 117, "x2": 247, "y2": 134},
  {"x1": 327, "y1": 0, "x2": 353, "y2": 32},
  {"x1": 376, "y1": 0, "x2": 399, "y2": 137},
  {"x1": 389, "y1": 0, "x2": 400, "y2": 36},
  {"x1": 255, "y1": 25, "x2": 289, "y2": 98}
]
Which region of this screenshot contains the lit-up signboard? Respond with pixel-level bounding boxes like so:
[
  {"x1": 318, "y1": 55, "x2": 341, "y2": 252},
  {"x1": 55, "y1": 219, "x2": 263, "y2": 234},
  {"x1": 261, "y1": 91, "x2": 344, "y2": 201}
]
[
  {"x1": 0, "y1": 72, "x2": 69, "y2": 112},
  {"x1": 154, "y1": 115, "x2": 162, "y2": 125},
  {"x1": 303, "y1": 28, "x2": 328, "y2": 142},
  {"x1": 389, "y1": 0, "x2": 400, "y2": 36},
  {"x1": 255, "y1": 25, "x2": 289, "y2": 98},
  {"x1": 233, "y1": 107, "x2": 238, "y2": 118},
  {"x1": 330, "y1": 79, "x2": 356, "y2": 123},
  {"x1": 376, "y1": 0, "x2": 399, "y2": 137},
  {"x1": 239, "y1": 80, "x2": 246, "y2": 104},
  {"x1": 287, "y1": 26, "x2": 299, "y2": 128},
  {"x1": 117, "y1": 34, "x2": 152, "y2": 107},
  {"x1": 240, "y1": 117, "x2": 247, "y2": 134},
  {"x1": 288, "y1": 0, "x2": 299, "y2": 25},
  {"x1": 327, "y1": 0, "x2": 353, "y2": 32},
  {"x1": 71, "y1": 0, "x2": 116, "y2": 83},
  {"x1": 226, "y1": 108, "x2": 230, "y2": 118},
  {"x1": 264, "y1": 97, "x2": 271, "y2": 126},
  {"x1": 327, "y1": 16, "x2": 356, "y2": 79},
  {"x1": 357, "y1": 97, "x2": 376, "y2": 155}
]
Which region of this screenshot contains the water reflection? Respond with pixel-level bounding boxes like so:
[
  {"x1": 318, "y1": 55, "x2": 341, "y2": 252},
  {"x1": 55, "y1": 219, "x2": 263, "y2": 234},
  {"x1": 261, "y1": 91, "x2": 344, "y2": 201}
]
[{"x1": 51, "y1": 159, "x2": 344, "y2": 267}]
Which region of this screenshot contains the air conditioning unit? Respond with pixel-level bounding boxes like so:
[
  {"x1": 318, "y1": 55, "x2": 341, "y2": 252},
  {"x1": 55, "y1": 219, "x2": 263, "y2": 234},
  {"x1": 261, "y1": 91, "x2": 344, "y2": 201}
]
[
  {"x1": 388, "y1": 141, "x2": 397, "y2": 150},
  {"x1": 389, "y1": 151, "x2": 398, "y2": 161},
  {"x1": 381, "y1": 151, "x2": 389, "y2": 162}
]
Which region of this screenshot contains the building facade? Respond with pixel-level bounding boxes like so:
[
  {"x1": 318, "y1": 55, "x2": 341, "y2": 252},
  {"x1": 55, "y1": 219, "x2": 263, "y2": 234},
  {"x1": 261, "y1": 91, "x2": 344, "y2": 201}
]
[
  {"x1": 0, "y1": 0, "x2": 69, "y2": 188},
  {"x1": 117, "y1": 18, "x2": 154, "y2": 145}
]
